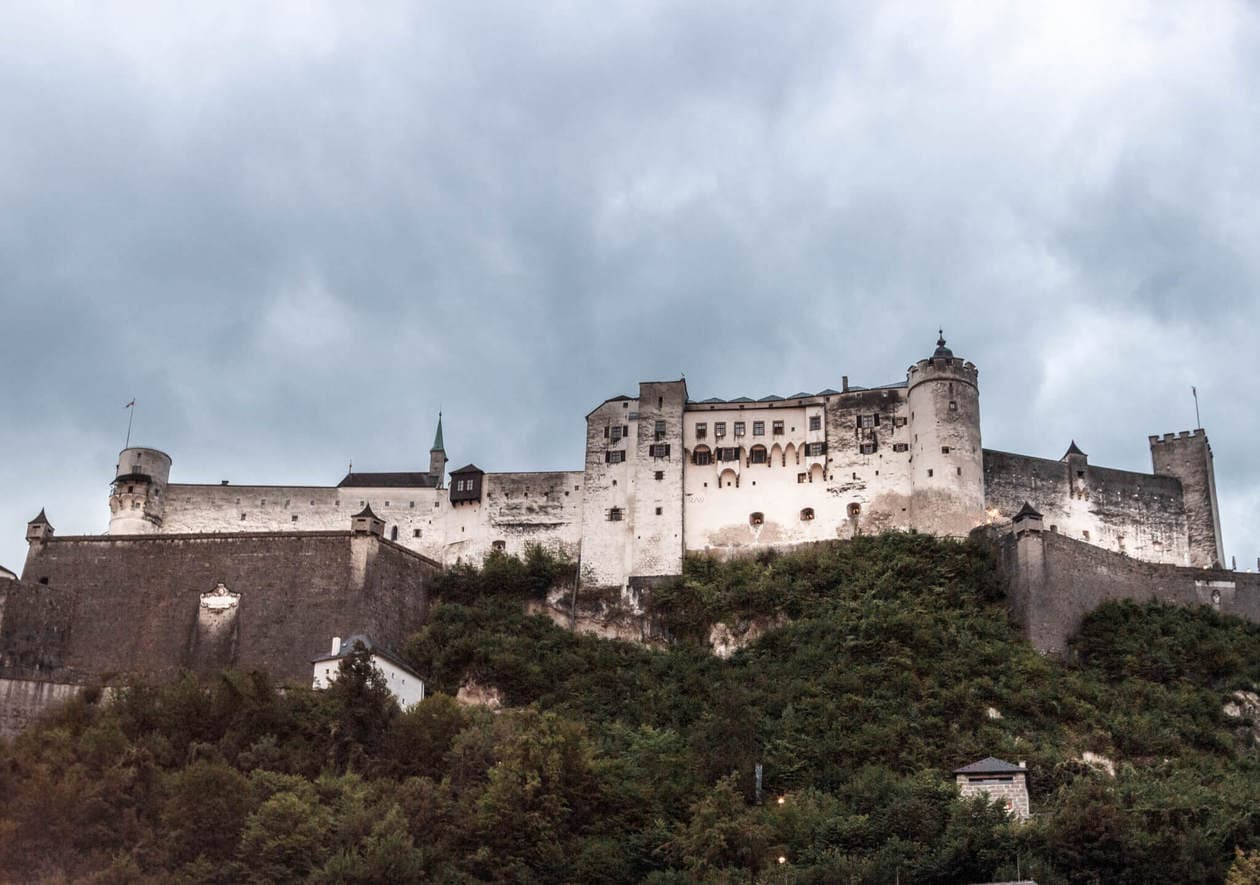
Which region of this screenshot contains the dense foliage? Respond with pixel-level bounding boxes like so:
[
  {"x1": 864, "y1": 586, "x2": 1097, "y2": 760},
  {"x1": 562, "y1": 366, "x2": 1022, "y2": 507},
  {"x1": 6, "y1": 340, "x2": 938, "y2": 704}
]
[{"x1": 2, "y1": 536, "x2": 1259, "y2": 882}]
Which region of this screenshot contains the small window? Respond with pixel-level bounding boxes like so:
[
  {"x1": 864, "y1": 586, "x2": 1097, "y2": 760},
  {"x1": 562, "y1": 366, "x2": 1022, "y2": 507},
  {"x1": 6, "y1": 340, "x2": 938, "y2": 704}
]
[
  {"x1": 696, "y1": 422, "x2": 708, "y2": 439},
  {"x1": 858, "y1": 414, "x2": 879, "y2": 428},
  {"x1": 927, "y1": 469, "x2": 934, "y2": 478},
  {"x1": 127, "y1": 485, "x2": 134, "y2": 493},
  {"x1": 610, "y1": 425, "x2": 624, "y2": 442},
  {"x1": 797, "y1": 473, "x2": 807, "y2": 483},
  {"x1": 752, "y1": 421, "x2": 765, "y2": 436},
  {"x1": 893, "y1": 443, "x2": 909, "y2": 452},
  {"x1": 749, "y1": 512, "x2": 764, "y2": 526},
  {"x1": 848, "y1": 502, "x2": 861, "y2": 518},
  {"x1": 291, "y1": 514, "x2": 299, "y2": 522},
  {"x1": 715, "y1": 422, "x2": 727, "y2": 437},
  {"x1": 654, "y1": 420, "x2": 666, "y2": 441},
  {"x1": 800, "y1": 507, "x2": 815, "y2": 521},
  {"x1": 492, "y1": 540, "x2": 506, "y2": 551},
  {"x1": 240, "y1": 513, "x2": 246, "y2": 520},
  {"x1": 894, "y1": 417, "x2": 908, "y2": 427},
  {"x1": 649, "y1": 443, "x2": 671, "y2": 458},
  {"x1": 413, "y1": 529, "x2": 422, "y2": 538},
  {"x1": 772, "y1": 420, "x2": 785, "y2": 435},
  {"x1": 654, "y1": 471, "x2": 664, "y2": 480},
  {"x1": 693, "y1": 447, "x2": 713, "y2": 466},
  {"x1": 655, "y1": 507, "x2": 662, "y2": 515},
  {"x1": 607, "y1": 507, "x2": 623, "y2": 521},
  {"x1": 860, "y1": 442, "x2": 876, "y2": 454},
  {"x1": 390, "y1": 526, "x2": 399, "y2": 541},
  {"x1": 1082, "y1": 530, "x2": 1090, "y2": 541},
  {"x1": 734, "y1": 421, "x2": 746, "y2": 437},
  {"x1": 809, "y1": 415, "x2": 822, "y2": 431},
  {"x1": 605, "y1": 450, "x2": 626, "y2": 464},
  {"x1": 941, "y1": 446, "x2": 950, "y2": 454},
  {"x1": 956, "y1": 466, "x2": 962, "y2": 476},
  {"x1": 949, "y1": 401, "x2": 958, "y2": 412}
]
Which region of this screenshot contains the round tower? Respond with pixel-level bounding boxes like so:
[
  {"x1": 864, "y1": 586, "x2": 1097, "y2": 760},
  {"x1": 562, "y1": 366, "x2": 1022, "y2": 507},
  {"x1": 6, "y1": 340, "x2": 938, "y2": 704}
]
[
  {"x1": 108, "y1": 447, "x2": 172, "y2": 534},
  {"x1": 906, "y1": 332, "x2": 984, "y2": 536}
]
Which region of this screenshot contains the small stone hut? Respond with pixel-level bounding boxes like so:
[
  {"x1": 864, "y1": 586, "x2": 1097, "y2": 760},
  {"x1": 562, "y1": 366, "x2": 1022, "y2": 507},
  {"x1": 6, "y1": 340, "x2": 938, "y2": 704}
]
[{"x1": 954, "y1": 756, "x2": 1030, "y2": 820}]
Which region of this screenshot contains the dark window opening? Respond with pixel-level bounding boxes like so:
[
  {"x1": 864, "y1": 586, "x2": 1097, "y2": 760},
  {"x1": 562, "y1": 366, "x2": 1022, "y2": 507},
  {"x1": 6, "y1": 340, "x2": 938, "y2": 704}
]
[
  {"x1": 655, "y1": 507, "x2": 662, "y2": 515},
  {"x1": 752, "y1": 421, "x2": 765, "y2": 436},
  {"x1": 941, "y1": 446, "x2": 950, "y2": 454},
  {"x1": 749, "y1": 446, "x2": 768, "y2": 464},
  {"x1": 693, "y1": 446, "x2": 713, "y2": 466},
  {"x1": 734, "y1": 421, "x2": 746, "y2": 437},
  {"x1": 605, "y1": 450, "x2": 626, "y2": 464},
  {"x1": 696, "y1": 423, "x2": 707, "y2": 439},
  {"x1": 948, "y1": 401, "x2": 958, "y2": 411},
  {"x1": 654, "y1": 420, "x2": 666, "y2": 441},
  {"x1": 893, "y1": 443, "x2": 909, "y2": 452},
  {"x1": 859, "y1": 442, "x2": 876, "y2": 455},
  {"x1": 749, "y1": 512, "x2": 764, "y2": 526},
  {"x1": 772, "y1": 420, "x2": 785, "y2": 435},
  {"x1": 607, "y1": 507, "x2": 623, "y2": 521},
  {"x1": 390, "y1": 526, "x2": 399, "y2": 541},
  {"x1": 848, "y1": 503, "x2": 862, "y2": 518},
  {"x1": 649, "y1": 443, "x2": 671, "y2": 458},
  {"x1": 809, "y1": 415, "x2": 822, "y2": 431},
  {"x1": 654, "y1": 471, "x2": 664, "y2": 480},
  {"x1": 800, "y1": 507, "x2": 815, "y2": 521}
]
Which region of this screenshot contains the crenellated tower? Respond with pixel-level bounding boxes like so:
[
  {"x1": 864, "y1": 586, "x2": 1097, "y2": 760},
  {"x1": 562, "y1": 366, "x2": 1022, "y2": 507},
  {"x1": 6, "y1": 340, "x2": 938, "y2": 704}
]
[
  {"x1": 907, "y1": 332, "x2": 984, "y2": 535},
  {"x1": 108, "y1": 447, "x2": 172, "y2": 534},
  {"x1": 1150, "y1": 429, "x2": 1224, "y2": 568}
]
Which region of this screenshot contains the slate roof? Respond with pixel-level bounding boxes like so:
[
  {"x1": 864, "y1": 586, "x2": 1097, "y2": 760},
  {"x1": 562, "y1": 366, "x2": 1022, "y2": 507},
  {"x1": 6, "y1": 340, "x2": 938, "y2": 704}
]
[
  {"x1": 352, "y1": 504, "x2": 381, "y2": 520},
  {"x1": 1063, "y1": 440, "x2": 1087, "y2": 458},
  {"x1": 337, "y1": 472, "x2": 438, "y2": 489},
  {"x1": 311, "y1": 634, "x2": 423, "y2": 679},
  {"x1": 449, "y1": 463, "x2": 485, "y2": 476},
  {"x1": 758, "y1": 395, "x2": 785, "y2": 402},
  {"x1": 27, "y1": 508, "x2": 50, "y2": 526},
  {"x1": 1014, "y1": 501, "x2": 1043, "y2": 521},
  {"x1": 954, "y1": 756, "x2": 1026, "y2": 775},
  {"x1": 817, "y1": 388, "x2": 842, "y2": 396}
]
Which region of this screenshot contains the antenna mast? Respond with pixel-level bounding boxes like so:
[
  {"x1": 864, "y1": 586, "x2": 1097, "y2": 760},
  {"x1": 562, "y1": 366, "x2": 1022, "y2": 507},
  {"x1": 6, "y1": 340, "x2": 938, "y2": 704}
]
[{"x1": 1192, "y1": 386, "x2": 1201, "y2": 430}]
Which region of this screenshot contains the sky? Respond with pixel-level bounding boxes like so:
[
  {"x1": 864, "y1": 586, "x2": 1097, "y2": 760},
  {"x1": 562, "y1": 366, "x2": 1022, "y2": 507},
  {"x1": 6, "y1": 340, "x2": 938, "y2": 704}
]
[{"x1": 2, "y1": 1, "x2": 1258, "y2": 573}]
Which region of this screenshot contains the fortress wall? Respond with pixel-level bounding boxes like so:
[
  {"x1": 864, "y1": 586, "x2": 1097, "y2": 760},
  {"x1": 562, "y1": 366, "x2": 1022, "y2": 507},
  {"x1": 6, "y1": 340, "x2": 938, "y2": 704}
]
[
  {"x1": 682, "y1": 388, "x2": 914, "y2": 556},
  {"x1": 16, "y1": 533, "x2": 436, "y2": 684},
  {"x1": 999, "y1": 527, "x2": 1260, "y2": 659},
  {"x1": 0, "y1": 579, "x2": 77, "y2": 678},
  {"x1": 0, "y1": 678, "x2": 82, "y2": 738},
  {"x1": 984, "y1": 450, "x2": 1189, "y2": 565},
  {"x1": 441, "y1": 472, "x2": 584, "y2": 566}
]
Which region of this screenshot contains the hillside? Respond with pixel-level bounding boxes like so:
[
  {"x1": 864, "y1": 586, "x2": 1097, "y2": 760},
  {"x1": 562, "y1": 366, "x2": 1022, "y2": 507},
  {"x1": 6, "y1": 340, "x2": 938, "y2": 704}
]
[{"x1": 2, "y1": 535, "x2": 1259, "y2": 883}]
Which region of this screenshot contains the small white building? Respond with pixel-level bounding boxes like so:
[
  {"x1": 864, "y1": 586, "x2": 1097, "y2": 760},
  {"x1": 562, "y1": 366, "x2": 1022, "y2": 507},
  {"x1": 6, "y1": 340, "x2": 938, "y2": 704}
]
[{"x1": 312, "y1": 634, "x2": 426, "y2": 709}]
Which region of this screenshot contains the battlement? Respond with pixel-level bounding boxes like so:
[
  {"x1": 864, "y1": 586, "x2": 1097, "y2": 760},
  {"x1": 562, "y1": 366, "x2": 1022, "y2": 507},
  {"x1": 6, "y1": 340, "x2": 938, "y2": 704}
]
[{"x1": 1149, "y1": 429, "x2": 1208, "y2": 446}]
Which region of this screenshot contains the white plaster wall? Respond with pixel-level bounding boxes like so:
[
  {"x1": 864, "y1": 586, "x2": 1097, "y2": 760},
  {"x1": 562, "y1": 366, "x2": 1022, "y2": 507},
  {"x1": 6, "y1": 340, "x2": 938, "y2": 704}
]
[
  {"x1": 312, "y1": 656, "x2": 425, "y2": 709},
  {"x1": 579, "y1": 397, "x2": 639, "y2": 587},
  {"x1": 908, "y1": 359, "x2": 986, "y2": 536}
]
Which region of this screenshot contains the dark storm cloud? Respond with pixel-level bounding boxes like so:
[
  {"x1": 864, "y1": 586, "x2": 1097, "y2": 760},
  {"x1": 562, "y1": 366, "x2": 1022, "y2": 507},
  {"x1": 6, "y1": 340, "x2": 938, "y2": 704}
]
[{"x1": 3, "y1": 2, "x2": 1258, "y2": 570}]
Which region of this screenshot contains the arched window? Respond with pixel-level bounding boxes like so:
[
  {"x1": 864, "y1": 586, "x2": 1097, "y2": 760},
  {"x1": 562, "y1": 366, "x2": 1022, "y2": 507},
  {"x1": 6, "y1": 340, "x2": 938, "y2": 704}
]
[
  {"x1": 749, "y1": 512, "x2": 764, "y2": 526},
  {"x1": 692, "y1": 445, "x2": 713, "y2": 466},
  {"x1": 749, "y1": 444, "x2": 768, "y2": 465},
  {"x1": 800, "y1": 507, "x2": 815, "y2": 521},
  {"x1": 390, "y1": 526, "x2": 399, "y2": 541}
]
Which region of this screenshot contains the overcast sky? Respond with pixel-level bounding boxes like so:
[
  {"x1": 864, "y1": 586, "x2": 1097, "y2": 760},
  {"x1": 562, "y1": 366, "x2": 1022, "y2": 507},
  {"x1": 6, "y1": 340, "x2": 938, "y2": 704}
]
[{"x1": 3, "y1": 2, "x2": 1258, "y2": 572}]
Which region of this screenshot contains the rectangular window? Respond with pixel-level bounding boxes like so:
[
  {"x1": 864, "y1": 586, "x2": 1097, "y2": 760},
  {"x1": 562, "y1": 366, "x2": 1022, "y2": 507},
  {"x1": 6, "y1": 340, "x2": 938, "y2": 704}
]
[
  {"x1": 715, "y1": 422, "x2": 727, "y2": 437},
  {"x1": 695, "y1": 423, "x2": 707, "y2": 439},
  {"x1": 809, "y1": 415, "x2": 822, "y2": 431},
  {"x1": 734, "y1": 421, "x2": 746, "y2": 437},
  {"x1": 654, "y1": 420, "x2": 666, "y2": 440},
  {"x1": 772, "y1": 420, "x2": 784, "y2": 435},
  {"x1": 941, "y1": 446, "x2": 950, "y2": 454},
  {"x1": 605, "y1": 450, "x2": 626, "y2": 463},
  {"x1": 655, "y1": 506, "x2": 662, "y2": 515},
  {"x1": 649, "y1": 443, "x2": 671, "y2": 458},
  {"x1": 805, "y1": 442, "x2": 827, "y2": 456},
  {"x1": 752, "y1": 421, "x2": 765, "y2": 436},
  {"x1": 654, "y1": 471, "x2": 664, "y2": 480},
  {"x1": 894, "y1": 417, "x2": 908, "y2": 427},
  {"x1": 749, "y1": 448, "x2": 767, "y2": 464},
  {"x1": 607, "y1": 507, "x2": 623, "y2": 521},
  {"x1": 859, "y1": 442, "x2": 876, "y2": 455},
  {"x1": 797, "y1": 473, "x2": 807, "y2": 483},
  {"x1": 892, "y1": 443, "x2": 909, "y2": 452},
  {"x1": 413, "y1": 529, "x2": 421, "y2": 538},
  {"x1": 610, "y1": 425, "x2": 623, "y2": 442},
  {"x1": 949, "y1": 401, "x2": 958, "y2": 411},
  {"x1": 859, "y1": 414, "x2": 879, "y2": 428}
]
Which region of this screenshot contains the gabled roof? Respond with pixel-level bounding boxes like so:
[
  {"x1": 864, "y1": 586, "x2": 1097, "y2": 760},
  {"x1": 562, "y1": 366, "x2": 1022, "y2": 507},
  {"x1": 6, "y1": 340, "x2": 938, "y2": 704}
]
[
  {"x1": 699, "y1": 397, "x2": 725, "y2": 404},
  {"x1": 352, "y1": 504, "x2": 381, "y2": 520},
  {"x1": 954, "y1": 756, "x2": 1025, "y2": 775},
  {"x1": 788, "y1": 392, "x2": 813, "y2": 399},
  {"x1": 758, "y1": 394, "x2": 785, "y2": 402},
  {"x1": 449, "y1": 463, "x2": 484, "y2": 476},
  {"x1": 816, "y1": 388, "x2": 842, "y2": 396},
  {"x1": 311, "y1": 634, "x2": 424, "y2": 679},
  {"x1": 27, "y1": 508, "x2": 50, "y2": 526},
  {"x1": 729, "y1": 396, "x2": 755, "y2": 403},
  {"x1": 338, "y1": 472, "x2": 438, "y2": 489}
]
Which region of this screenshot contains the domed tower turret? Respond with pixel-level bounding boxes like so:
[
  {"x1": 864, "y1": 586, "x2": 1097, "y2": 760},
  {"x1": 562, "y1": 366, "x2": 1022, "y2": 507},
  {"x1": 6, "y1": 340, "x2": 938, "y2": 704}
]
[
  {"x1": 108, "y1": 447, "x2": 172, "y2": 534},
  {"x1": 906, "y1": 332, "x2": 984, "y2": 535}
]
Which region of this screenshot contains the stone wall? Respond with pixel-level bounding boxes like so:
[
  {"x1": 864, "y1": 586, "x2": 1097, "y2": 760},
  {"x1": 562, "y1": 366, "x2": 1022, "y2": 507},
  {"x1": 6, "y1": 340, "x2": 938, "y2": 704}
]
[
  {"x1": 997, "y1": 526, "x2": 1260, "y2": 659},
  {"x1": 13, "y1": 532, "x2": 437, "y2": 684},
  {"x1": 0, "y1": 678, "x2": 82, "y2": 738},
  {"x1": 956, "y1": 774, "x2": 1030, "y2": 820},
  {"x1": 984, "y1": 449, "x2": 1189, "y2": 565},
  {"x1": 1150, "y1": 430, "x2": 1226, "y2": 567}
]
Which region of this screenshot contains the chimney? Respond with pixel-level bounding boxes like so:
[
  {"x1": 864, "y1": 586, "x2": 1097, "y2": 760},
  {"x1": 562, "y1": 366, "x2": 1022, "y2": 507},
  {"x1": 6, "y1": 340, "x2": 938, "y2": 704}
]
[
  {"x1": 331, "y1": 636, "x2": 341, "y2": 655},
  {"x1": 842, "y1": 375, "x2": 849, "y2": 392}
]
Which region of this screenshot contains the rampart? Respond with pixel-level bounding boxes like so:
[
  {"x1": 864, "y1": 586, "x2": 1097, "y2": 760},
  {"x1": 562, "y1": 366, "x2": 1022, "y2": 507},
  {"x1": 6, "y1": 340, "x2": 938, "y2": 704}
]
[
  {"x1": 996, "y1": 525, "x2": 1260, "y2": 659},
  {"x1": 11, "y1": 531, "x2": 438, "y2": 685}
]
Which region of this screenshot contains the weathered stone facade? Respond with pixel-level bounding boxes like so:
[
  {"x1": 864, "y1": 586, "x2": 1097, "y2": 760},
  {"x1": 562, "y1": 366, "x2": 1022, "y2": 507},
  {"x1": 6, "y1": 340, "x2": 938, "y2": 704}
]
[
  {"x1": 954, "y1": 757, "x2": 1031, "y2": 820},
  {"x1": 96, "y1": 335, "x2": 1224, "y2": 594}
]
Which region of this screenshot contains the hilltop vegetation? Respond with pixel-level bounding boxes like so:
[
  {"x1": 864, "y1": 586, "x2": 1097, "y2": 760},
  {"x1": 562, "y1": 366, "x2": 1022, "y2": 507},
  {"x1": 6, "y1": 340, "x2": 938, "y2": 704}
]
[{"x1": 2, "y1": 535, "x2": 1260, "y2": 882}]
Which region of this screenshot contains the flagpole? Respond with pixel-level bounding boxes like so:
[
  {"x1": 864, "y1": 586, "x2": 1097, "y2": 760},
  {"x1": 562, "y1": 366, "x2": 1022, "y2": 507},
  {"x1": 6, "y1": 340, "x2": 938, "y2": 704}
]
[
  {"x1": 125, "y1": 399, "x2": 136, "y2": 448},
  {"x1": 1192, "y1": 386, "x2": 1201, "y2": 430}
]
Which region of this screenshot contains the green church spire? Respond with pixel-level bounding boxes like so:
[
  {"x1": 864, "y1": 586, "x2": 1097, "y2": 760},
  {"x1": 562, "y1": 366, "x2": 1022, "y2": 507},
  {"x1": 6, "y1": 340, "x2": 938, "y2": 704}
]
[{"x1": 431, "y1": 412, "x2": 444, "y2": 452}]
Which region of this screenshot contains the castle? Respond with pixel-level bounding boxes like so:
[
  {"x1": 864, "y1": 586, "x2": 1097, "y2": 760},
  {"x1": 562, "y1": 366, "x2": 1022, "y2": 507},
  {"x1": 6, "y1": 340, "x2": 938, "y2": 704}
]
[
  {"x1": 99, "y1": 334, "x2": 1225, "y2": 590},
  {"x1": 0, "y1": 333, "x2": 1246, "y2": 735}
]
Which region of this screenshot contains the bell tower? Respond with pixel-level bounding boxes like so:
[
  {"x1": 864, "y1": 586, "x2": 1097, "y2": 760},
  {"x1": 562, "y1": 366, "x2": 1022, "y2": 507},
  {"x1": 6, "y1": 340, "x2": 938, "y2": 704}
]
[{"x1": 428, "y1": 413, "x2": 447, "y2": 487}]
